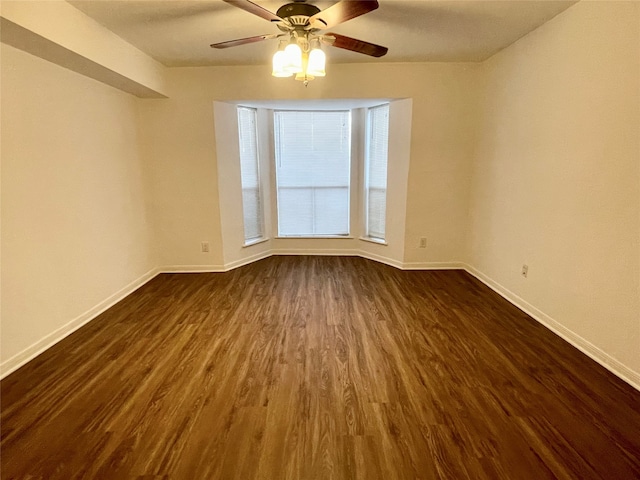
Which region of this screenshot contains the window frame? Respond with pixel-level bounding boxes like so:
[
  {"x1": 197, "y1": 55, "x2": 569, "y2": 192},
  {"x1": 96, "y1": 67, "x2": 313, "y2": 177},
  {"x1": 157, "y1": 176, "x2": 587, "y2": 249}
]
[
  {"x1": 273, "y1": 109, "x2": 353, "y2": 238},
  {"x1": 237, "y1": 106, "x2": 266, "y2": 246},
  {"x1": 363, "y1": 103, "x2": 390, "y2": 243}
]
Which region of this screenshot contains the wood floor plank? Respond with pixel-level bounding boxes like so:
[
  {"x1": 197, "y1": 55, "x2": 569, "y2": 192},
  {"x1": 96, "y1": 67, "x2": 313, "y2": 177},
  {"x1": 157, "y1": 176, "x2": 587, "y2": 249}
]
[{"x1": 2, "y1": 256, "x2": 639, "y2": 479}]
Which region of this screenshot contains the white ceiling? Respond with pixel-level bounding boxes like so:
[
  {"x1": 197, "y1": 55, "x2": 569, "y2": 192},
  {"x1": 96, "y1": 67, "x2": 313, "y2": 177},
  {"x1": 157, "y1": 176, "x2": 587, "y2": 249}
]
[{"x1": 69, "y1": 0, "x2": 578, "y2": 67}]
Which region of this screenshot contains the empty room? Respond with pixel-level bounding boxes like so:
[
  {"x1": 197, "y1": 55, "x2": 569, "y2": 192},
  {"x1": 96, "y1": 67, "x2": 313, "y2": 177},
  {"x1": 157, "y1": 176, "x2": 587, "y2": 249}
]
[{"x1": 1, "y1": 0, "x2": 639, "y2": 478}]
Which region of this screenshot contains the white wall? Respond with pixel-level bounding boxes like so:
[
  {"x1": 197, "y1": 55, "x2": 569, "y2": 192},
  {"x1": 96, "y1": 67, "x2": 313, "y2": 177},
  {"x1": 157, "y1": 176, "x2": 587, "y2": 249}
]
[
  {"x1": 1, "y1": 44, "x2": 156, "y2": 374},
  {"x1": 139, "y1": 63, "x2": 479, "y2": 269},
  {"x1": 468, "y1": 1, "x2": 640, "y2": 384},
  {"x1": 0, "y1": 0, "x2": 168, "y2": 98}
]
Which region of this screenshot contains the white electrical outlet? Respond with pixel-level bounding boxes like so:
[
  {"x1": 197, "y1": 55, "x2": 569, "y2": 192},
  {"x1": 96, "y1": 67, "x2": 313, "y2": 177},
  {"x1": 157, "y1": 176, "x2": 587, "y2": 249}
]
[
  {"x1": 419, "y1": 237, "x2": 427, "y2": 248},
  {"x1": 521, "y1": 264, "x2": 528, "y2": 278},
  {"x1": 201, "y1": 241, "x2": 210, "y2": 253}
]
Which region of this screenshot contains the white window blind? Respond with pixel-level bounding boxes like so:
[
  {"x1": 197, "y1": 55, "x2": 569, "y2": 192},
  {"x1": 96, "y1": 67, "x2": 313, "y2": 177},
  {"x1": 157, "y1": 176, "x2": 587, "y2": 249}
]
[
  {"x1": 274, "y1": 110, "x2": 351, "y2": 237},
  {"x1": 237, "y1": 107, "x2": 264, "y2": 243},
  {"x1": 365, "y1": 104, "x2": 389, "y2": 241}
]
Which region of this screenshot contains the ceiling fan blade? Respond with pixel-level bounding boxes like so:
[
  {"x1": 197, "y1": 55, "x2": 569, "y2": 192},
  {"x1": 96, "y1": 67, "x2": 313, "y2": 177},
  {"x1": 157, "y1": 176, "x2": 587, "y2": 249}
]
[
  {"x1": 211, "y1": 33, "x2": 284, "y2": 49},
  {"x1": 323, "y1": 33, "x2": 388, "y2": 58},
  {"x1": 309, "y1": 0, "x2": 379, "y2": 29},
  {"x1": 223, "y1": 0, "x2": 282, "y2": 22}
]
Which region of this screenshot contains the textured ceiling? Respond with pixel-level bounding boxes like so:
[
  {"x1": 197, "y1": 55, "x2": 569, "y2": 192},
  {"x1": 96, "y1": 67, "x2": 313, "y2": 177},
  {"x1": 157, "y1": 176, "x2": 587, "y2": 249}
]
[{"x1": 69, "y1": 0, "x2": 578, "y2": 67}]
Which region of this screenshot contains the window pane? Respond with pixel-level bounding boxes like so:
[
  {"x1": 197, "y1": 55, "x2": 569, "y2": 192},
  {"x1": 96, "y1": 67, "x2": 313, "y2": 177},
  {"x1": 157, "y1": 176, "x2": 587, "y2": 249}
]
[
  {"x1": 242, "y1": 188, "x2": 261, "y2": 240},
  {"x1": 277, "y1": 188, "x2": 313, "y2": 236},
  {"x1": 366, "y1": 104, "x2": 389, "y2": 240},
  {"x1": 275, "y1": 111, "x2": 351, "y2": 236},
  {"x1": 238, "y1": 107, "x2": 264, "y2": 243},
  {"x1": 314, "y1": 187, "x2": 349, "y2": 234}
]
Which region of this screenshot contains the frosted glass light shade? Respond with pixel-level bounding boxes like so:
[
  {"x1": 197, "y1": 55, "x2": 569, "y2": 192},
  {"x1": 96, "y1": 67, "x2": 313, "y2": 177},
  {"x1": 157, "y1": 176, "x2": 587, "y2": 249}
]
[
  {"x1": 272, "y1": 51, "x2": 292, "y2": 77},
  {"x1": 284, "y1": 43, "x2": 303, "y2": 74},
  {"x1": 307, "y1": 48, "x2": 326, "y2": 77}
]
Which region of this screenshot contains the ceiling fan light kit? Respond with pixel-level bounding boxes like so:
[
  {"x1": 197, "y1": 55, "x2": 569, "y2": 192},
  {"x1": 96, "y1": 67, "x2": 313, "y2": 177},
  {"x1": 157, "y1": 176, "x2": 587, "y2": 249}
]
[
  {"x1": 212, "y1": 0, "x2": 388, "y2": 86},
  {"x1": 272, "y1": 35, "x2": 326, "y2": 82}
]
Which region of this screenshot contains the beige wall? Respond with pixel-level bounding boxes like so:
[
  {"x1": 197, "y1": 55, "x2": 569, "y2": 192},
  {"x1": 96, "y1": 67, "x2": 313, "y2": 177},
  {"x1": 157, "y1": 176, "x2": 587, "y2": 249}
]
[
  {"x1": 139, "y1": 63, "x2": 479, "y2": 269},
  {"x1": 468, "y1": 1, "x2": 640, "y2": 380},
  {"x1": 0, "y1": 0, "x2": 168, "y2": 97},
  {"x1": 1, "y1": 44, "x2": 156, "y2": 372}
]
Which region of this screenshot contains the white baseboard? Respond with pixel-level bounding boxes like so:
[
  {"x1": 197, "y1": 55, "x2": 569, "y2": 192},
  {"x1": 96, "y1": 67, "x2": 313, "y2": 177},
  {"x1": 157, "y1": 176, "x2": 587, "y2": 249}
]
[
  {"x1": 160, "y1": 252, "x2": 464, "y2": 274},
  {"x1": 463, "y1": 263, "x2": 640, "y2": 391},
  {"x1": 402, "y1": 261, "x2": 466, "y2": 271},
  {"x1": 359, "y1": 251, "x2": 405, "y2": 269},
  {"x1": 159, "y1": 251, "x2": 374, "y2": 274},
  {"x1": 271, "y1": 248, "x2": 360, "y2": 257},
  {"x1": 270, "y1": 250, "x2": 463, "y2": 272},
  {"x1": 271, "y1": 248, "x2": 407, "y2": 270},
  {"x1": 0, "y1": 267, "x2": 161, "y2": 380},
  {"x1": 158, "y1": 250, "x2": 272, "y2": 274},
  {"x1": 224, "y1": 250, "x2": 272, "y2": 270},
  {"x1": 159, "y1": 265, "x2": 226, "y2": 273}
]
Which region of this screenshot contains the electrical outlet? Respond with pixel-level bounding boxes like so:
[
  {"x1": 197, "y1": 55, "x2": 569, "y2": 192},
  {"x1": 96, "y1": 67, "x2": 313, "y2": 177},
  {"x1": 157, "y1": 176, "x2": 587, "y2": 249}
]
[
  {"x1": 419, "y1": 237, "x2": 427, "y2": 248},
  {"x1": 201, "y1": 241, "x2": 210, "y2": 253},
  {"x1": 521, "y1": 264, "x2": 528, "y2": 278}
]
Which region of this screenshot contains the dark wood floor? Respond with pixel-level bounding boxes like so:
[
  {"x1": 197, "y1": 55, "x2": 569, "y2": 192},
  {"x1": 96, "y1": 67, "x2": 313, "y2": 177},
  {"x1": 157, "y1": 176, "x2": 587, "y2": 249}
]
[{"x1": 2, "y1": 256, "x2": 639, "y2": 479}]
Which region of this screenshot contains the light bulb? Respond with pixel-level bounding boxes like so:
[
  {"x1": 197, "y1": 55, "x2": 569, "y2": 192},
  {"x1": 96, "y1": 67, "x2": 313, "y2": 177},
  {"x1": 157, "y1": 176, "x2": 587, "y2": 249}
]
[
  {"x1": 283, "y1": 43, "x2": 303, "y2": 74},
  {"x1": 272, "y1": 50, "x2": 292, "y2": 77},
  {"x1": 307, "y1": 48, "x2": 326, "y2": 77}
]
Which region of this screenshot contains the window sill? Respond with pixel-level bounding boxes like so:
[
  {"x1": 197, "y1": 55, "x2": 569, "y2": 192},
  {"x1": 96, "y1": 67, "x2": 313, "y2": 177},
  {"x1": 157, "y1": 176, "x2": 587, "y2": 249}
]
[
  {"x1": 275, "y1": 236, "x2": 355, "y2": 240},
  {"x1": 359, "y1": 236, "x2": 387, "y2": 246},
  {"x1": 243, "y1": 238, "x2": 269, "y2": 248}
]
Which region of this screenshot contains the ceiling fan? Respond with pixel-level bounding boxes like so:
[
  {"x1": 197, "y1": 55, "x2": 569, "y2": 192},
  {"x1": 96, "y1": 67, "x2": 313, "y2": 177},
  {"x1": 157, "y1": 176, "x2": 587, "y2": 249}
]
[{"x1": 211, "y1": 0, "x2": 388, "y2": 83}]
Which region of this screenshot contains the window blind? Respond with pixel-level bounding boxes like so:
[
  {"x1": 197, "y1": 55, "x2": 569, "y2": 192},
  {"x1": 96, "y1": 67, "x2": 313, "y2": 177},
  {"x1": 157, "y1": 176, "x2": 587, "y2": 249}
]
[
  {"x1": 237, "y1": 107, "x2": 264, "y2": 243},
  {"x1": 274, "y1": 110, "x2": 351, "y2": 236},
  {"x1": 365, "y1": 104, "x2": 389, "y2": 240}
]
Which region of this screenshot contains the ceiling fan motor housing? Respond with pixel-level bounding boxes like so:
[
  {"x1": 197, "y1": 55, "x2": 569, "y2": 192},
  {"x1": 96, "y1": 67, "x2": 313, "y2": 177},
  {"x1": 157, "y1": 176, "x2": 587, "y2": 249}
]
[
  {"x1": 276, "y1": 3, "x2": 322, "y2": 25},
  {"x1": 211, "y1": 0, "x2": 387, "y2": 60}
]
